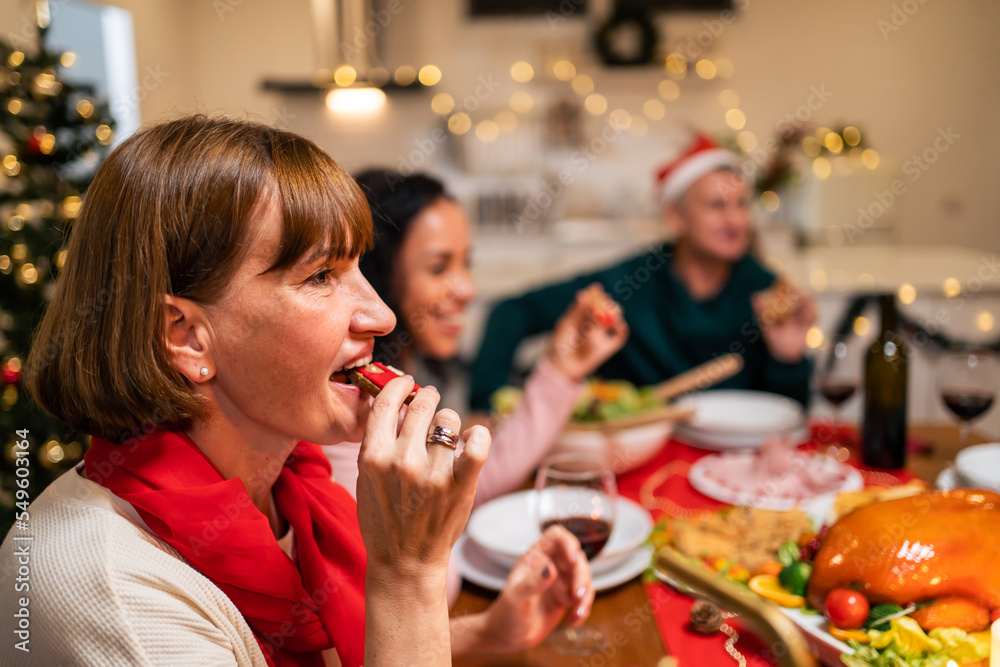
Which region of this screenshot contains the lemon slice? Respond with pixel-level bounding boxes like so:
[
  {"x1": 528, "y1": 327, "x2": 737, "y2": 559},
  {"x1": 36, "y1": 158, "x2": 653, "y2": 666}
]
[{"x1": 748, "y1": 574, "x2": 805, "y2": 608}]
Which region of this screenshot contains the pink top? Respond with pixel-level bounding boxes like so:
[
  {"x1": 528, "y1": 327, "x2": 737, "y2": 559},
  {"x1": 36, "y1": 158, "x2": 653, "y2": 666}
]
[{"x1": 323, "y1": 357, "x2": 583, "y2": 605}]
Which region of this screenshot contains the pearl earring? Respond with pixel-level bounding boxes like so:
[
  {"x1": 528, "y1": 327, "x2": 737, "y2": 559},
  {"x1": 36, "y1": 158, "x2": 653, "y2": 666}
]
[{"x1": 200, "y1": 367, "x2": 209, "y2": 376}]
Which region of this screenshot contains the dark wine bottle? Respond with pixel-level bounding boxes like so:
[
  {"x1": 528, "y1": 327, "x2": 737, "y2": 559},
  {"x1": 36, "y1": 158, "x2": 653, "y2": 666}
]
[{"x1": 861, "y1": 294, "x2": 908, "y2": 469}]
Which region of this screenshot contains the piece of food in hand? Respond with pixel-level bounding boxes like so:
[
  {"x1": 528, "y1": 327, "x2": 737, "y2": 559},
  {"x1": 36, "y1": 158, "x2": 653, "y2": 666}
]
[
  {"x1": 824, "y1": 588, "x2": 870, "y2": 630},
  {"x1": 583, "y1": 284, "x2": 620, "y2": 328},
  {"x1": 348, "y1": 362, "x2": 420, "y2": 404},
  {"x1": 808, "y1": 489, "x2": 1000, "y2": 632},
  {"x1": 757, "y1": 278, "x2": 800, "y2": 324}
]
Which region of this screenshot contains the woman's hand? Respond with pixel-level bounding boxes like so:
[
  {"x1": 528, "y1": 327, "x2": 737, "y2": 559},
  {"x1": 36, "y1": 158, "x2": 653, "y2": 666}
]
[
  {"x1": 451, "y1": 525, "x2": 594, "y2": 659},
  {"x1": 752, "y1": 280, "x2": 817, "y2": 364},
  {"x1": 358, "y1": 375, "x2": 491, "y2": 666},
  {"x1": 358, "y1": 375, "x2": 491, "y2": 577},
  {"x1": 547, "y1": 284, "x2": 629, "y2": 383}
]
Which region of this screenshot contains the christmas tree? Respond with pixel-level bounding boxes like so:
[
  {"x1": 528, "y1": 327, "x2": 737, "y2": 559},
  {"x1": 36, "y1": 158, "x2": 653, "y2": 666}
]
[{"x1": 0, "y1": 18, "x2": 115, "y2": 534}]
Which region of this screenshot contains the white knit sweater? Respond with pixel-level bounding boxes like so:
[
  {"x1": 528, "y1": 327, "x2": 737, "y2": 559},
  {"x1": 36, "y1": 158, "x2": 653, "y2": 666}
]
[{"x1": 0, "y1": 464, "x2": 274, "y2": 666}]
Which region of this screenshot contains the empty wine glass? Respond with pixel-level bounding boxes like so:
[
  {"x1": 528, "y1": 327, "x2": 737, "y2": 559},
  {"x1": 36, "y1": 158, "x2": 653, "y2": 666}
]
[
  {"x1": 534, "y1": 452, "x2": 617, "y2": 656},
  {"x1": 817, "y1": 340, "x2": 861, "y2": 459},
  {"x1": 937, "y1": 347, "x2": 998, "y2": 449}
]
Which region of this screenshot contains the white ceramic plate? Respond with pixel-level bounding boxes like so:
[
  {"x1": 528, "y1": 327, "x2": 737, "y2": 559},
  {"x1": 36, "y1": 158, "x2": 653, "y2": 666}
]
[
  {"x1": 679, "y1": 390, "x2": 805, "y2": 434},
  {"x1": 675, "y1": 423, "x2": 810, "y2": 451},
  {"x1": 456, "y1": 535, "x2": 654, "y2": 593},
  {"x1": 675, "y1": 390, "x2": 807, "y2": 450},
  {"x1": 953, "y1": 442, "x2": 1000, "y2": 491},
  {"x1": 688, "y1": 453, "x2": 863, "y2": 526},
  {"x1": 466, "y1": 490, "x2": 654, "y2": 570}
]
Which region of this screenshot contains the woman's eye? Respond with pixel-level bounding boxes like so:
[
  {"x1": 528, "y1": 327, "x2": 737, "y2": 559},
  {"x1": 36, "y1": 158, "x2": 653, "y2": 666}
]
[
  {"x1": 429, "y1": 264, "x2": 448, "y2": 276},
  {"x1": 310, "y1": 269, "x2": 334, "y2": 285}
]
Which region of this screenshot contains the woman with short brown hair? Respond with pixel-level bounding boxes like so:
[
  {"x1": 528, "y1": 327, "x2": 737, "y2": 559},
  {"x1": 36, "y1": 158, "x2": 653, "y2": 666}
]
[{"x1": 0, "y1": 116, "x2": 592, "y2": 666}]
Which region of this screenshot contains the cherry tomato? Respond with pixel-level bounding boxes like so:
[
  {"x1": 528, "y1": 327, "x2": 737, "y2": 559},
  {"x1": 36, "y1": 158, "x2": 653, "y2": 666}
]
[{"x1": 824, "y1": 589, "x2": 870, "y2": 629}]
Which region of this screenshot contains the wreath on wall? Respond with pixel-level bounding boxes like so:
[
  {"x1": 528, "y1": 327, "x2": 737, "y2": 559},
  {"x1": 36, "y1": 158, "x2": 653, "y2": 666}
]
[{"x1": 594, "y1": 11, "x2": 659, "y2": 67}]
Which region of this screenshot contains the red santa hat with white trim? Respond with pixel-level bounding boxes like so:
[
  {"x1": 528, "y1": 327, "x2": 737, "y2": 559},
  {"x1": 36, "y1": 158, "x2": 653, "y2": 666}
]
[{"x1": 654, "y1": 133, "x2": 742, "y2": 206}]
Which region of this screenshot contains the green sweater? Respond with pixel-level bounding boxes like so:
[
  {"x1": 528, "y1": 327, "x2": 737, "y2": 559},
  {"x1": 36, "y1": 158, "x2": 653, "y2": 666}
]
[{"x1": 470, "y1": 243, "x2": 812, "y2": 410}]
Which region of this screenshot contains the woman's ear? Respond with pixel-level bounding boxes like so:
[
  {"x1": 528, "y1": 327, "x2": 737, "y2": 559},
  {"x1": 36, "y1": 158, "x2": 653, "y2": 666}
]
[{"x1": 162, "y1": 294, "x2": 213, "y2": 383}]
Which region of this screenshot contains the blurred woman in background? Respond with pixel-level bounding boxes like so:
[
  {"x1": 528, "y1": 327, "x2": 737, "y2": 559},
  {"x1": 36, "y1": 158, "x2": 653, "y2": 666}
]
[{"x1": 324, "y1": 169, "x2": 629, "y2": 509}]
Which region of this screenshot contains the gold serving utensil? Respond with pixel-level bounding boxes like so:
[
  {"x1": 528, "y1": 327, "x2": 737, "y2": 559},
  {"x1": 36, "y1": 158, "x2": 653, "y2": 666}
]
[{"x1": 654, "y1": 548, "x2": 818, "y2": 667}]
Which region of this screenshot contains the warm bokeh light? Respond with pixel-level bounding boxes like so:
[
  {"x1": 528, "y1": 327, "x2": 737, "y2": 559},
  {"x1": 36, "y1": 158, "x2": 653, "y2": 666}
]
[
  {"x1": 96, "y1": 124, "x2": 113, "y2": 144},
  {"x1": 853, "y1": 316, "x2": 871, "y2": 337},
  {"x1": 571, "y1": 74, "x2": 594, "y2": 95},
  {"x1": 824, "y1": 132, "x2": 844, "y2": 154},
  {"x1": 418, "y1": 65, "x2": 442, "y2": 86},
  {"x1": 54, "y1": 248, "x2": 67, "y2": 268},
  {"x1": 447, "y1": 112, "x2": 472, "y2": 135},
  {"x1": 334, "y1": 65, "x2": 357, "y2": 86},
  {"x1": 510, "y1": 61, "x2": 534, "y2": 83},
  {"x1": 843, "y1": 126, "x2": 862, "y2": 146},
  {"x1": 495, "y1": 110, "x2": 517, "y2": 131},
  {"x1": 725, "y1": 108, "x2": 746, "y2": 130},
  {"x1": 760, "y1": 190, "x2": 780, "y2": 212},
  {"x1": 553, "y1": 60, "x2": 576, "y2": 81},
  {"x1": 62, "y1": 196, "x2": 82, "y2": 219},
  {"x1": 393, "y1": 65, "x2": 417, "y2": 86},
  {"x1": 430, "y1": 92, "x2": 454, "y2": 115},
  {"x1": 643, "y1": 99, "x2": 665, "y2": 120},
  {"x1": 76, "y1": 98, "x2": 94, "y2": 118},
  {"x1": 665, "y1": 53, "x2": 687, "y2": 77},
  {"x1": 862, "y1": 149, "x2": 880, "y2": 169},
  {"x1": 658, "y1": 79, "x2": 680, "y2": 101},
  {"x1": 695, "y1": 59, "x2": 717, "y2": 79},
  {"x1": 806, "y1": 327, "x2": 824, "y2": 349},
  {"x1": 2, "y1": 155, "x2": 19, "y2": 177},
  {"x1": 475, "y1": 120, "x2": 499, "y2": 142},
  {"x1": 718, "y1": 89, "x2": 740, "y2": 109},
  {"x1": 60, "y1": 51, "x2": 76, "y2": 67},
  {"x1": 8, "y1": 51, "x2": 24, "y2": 67},
  {"x1": 737, "y1": 131, "x2": 757, "y2": 152},
  {"x1": 20, "y1": 263, "x2": 38, "y2": 284},
  {"x1": 810, "y1": 269, "x2": 829, "y2": 291},
  {"x1": 942, "y1": 277, "x2": 962, "y2": 298},
  {"x1": 812, "y1": 157, "x2": 832, "y2": 179},
  {"x1": 509, "y1": 91, "x2": 534, "y2": 113},
  {"x1": 897, "y1": 283, "x2": 917, "y2": 305},
  {"x1": 714, "y1": 58, "x2": 734, "y2": 77},
  {"x1": 325, "y1": 87, "x2": 386, "y2": 115},
  {"x1": 977, "y1": 311, "x2": 995, "y2": 332},
  {"x1": 609, "y1": 109, "x2": 631, "y2": 130},
  {"x1": 39, "y1": 133, "x2": 56, "y2": 154},
  {"x1": 0, "y1": 255, "x2": 10, "y2": 274},
  {"x1": 7, "y1": 99, "x2": 22, "y2": 115},
  {"x1": 584, "y1": 93, "x2": 607, "y2": 115}
]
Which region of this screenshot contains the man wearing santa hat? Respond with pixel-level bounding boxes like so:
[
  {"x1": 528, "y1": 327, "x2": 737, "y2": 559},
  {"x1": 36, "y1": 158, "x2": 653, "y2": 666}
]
[{"x1": 469, "y1": 133, "x2": 816, "y2": 410}]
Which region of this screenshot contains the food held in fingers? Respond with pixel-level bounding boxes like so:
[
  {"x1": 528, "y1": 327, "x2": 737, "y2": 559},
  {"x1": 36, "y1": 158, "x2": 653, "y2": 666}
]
[
  {"x1": 758, "y1": 278, "x2": 800, "y2": 325},
  {"x1": 583, "y1": 284, "x2": 620, "y2": 329},
  {"x1": 349, "y1": 362, "x2": 420, "y2": 404}
]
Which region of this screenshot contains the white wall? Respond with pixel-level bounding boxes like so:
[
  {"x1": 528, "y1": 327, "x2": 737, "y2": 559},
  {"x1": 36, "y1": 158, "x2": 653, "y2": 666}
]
[{"x1": 2, "y1": 0, "x2": 997, "y2": 250}]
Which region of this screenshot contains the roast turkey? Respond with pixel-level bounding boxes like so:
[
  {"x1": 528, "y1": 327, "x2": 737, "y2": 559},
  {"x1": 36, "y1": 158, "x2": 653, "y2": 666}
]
[{"x1": 807, "y1": 489, "x2": 1000, "y2": 632}]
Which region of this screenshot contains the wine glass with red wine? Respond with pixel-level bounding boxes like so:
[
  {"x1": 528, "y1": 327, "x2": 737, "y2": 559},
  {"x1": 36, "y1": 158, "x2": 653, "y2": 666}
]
[
  {"x1": 534, "y1": 452, "x2": 617, "y2": 656},
  {"x1": 817, "y1": 340, "x2": 861, "y2": 456},
  {"x1": 937, "y1": 347, "x2": 998, "y2": 449}
]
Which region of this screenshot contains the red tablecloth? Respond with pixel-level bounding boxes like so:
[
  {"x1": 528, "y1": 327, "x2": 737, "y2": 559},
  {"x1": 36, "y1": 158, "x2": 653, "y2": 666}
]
[{"x1": 617, "y1": 424, "x2": 921, "y2": 665}]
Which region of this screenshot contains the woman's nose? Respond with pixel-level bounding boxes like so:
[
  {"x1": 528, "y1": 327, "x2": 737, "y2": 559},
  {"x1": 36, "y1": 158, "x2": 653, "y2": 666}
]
[{"x1": 449, "y1": 270, "x2": 477, "y2": 304}]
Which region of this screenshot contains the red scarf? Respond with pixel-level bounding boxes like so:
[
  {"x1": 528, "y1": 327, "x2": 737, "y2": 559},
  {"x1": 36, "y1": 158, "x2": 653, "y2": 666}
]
[{"x1": 84, "y1": 431, "x2": 367, "y2": 667}]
